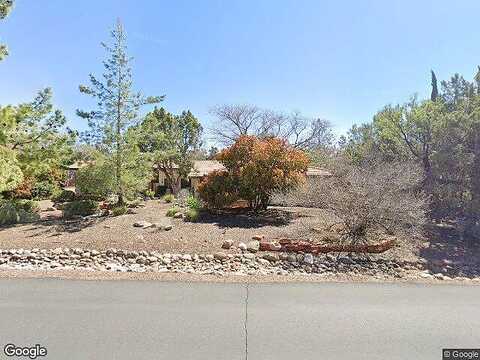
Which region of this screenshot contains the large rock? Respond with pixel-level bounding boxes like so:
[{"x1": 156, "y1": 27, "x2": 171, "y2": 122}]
[
  {"x1": 133, "y1": 221, "x2": 153, "y2": 228},
  {"x1": 263, "y1": 253, "x2": 279, "y2": 262},
  {"x1": 222, "y1": 240, "x2": 234, "y2": 249},
  {"x1": 214, "y1": 252, "x2": 229, "y2": 261},
  {"x1": 303, "y1": 253, "x2": 314, "y2": 265},
  {"x1": 247, "y1": 241, "x2": 260, "y2": 253},
  {"x1": 238, "y1": 242, "x2": 247, "y2": 251}
]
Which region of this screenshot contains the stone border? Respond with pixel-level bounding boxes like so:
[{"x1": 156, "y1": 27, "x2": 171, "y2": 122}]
[{"x1": 0, "y1": 247, "x2": 478, "y2": 282}]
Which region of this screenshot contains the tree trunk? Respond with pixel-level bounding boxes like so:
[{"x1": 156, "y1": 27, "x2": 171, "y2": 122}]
[{"x1": 171, "y1": 176, "x2": 181, "y2": 195}]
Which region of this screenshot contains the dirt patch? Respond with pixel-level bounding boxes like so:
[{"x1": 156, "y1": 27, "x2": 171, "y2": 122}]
[{"x1": 0, "y1": 201, "x2": 335, "y2": 254}]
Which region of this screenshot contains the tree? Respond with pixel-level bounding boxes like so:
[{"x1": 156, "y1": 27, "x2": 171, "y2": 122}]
[
  {"x1": 77, "y1": 19, "x2": 163, "y2": 204},
  {"x1": 0, "y1": 0, "x2": 13, "y2": 61},
  {"x1": 431, "y1": 70, "x2": 438, "y2": 101},
  {"x1": 136, "y1": 107, "x2": 202, "y2": 194},
  {"x1": 0, "y1": 88, "x2": 75, "y2": 197},
  {"x1": 311, "y1": 158, "x2": 427, "y2": 244},
  {"x1": 198, "y1": 135, "x2": 309, "y2": 211},
  {"x1": 209, "y1": 104, "x2": 333, "y2": 150}
]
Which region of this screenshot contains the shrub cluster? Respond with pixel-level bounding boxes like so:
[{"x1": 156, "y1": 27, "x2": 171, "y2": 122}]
[
  {"x1": 162, "y1": 194, "x2": 174, "y2": 203},
  {"x1": 166, "y1": 206, "x2": 181, "y2": 217},
  {"x1": 52, "y1": 189, "x2": 76, "y2": 203},
  {"x1": 63, "y1": 200, "x2": 99, "y2": 219},
  {"x1": 0, "y1": 199, "x2": 40, "y2": 225}
]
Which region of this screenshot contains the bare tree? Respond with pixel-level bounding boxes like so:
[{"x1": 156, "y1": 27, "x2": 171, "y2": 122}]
[{"x1": 209, "y1": 104, "x2": 334, "y2": 150}]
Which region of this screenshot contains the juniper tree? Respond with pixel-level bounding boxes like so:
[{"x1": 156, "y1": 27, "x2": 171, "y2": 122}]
[{"x1": 77, "y1": 19, "x2": 163, "y2": 204}]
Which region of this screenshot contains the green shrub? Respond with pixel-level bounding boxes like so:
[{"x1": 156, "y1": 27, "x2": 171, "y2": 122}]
[
  {"x1": 144, "y1": 190, "x2": 155, "y2": 199},
  {"x1": 31, "y1": 181, "x2": 57, "y2": 200},
  {"x1": 111, "y1": 205, "x2": 128, "y2": 216},
  {"x1": 184, "y1": 208, "x2": 199, "y2": 222},
  {"x1": 0, "y1": 199, "x2": 40, "y2": 225},
  {"x1": 76, "y1": 162, "x2": 115, "y2": 201},
  {"x1": 163, "y1": 194, "x2": 175, "y2": 203},
  {"x1": 166, "y1": 206, "x2": 181, "y2": 217},
  {"x1": 63, "y1": 200, "x2": 99, "y2": 219},
  {"x1": 186, "y1": 195, "x2": 201, "y2": 210},
  {"x1": 52, "y1": 189, "x2": 76, "y2": 203}
]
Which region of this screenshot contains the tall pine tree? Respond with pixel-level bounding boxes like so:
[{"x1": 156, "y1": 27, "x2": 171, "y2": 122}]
[
  {"x1": 77, "y1": 19, "x2": 164, "y2": 204},
  {"x1": 430, "y1": 70, "x2": 438, "y2": 101}
]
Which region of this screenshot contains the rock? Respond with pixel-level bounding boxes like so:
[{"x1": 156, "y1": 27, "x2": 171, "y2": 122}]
[
  {"x1": 260, "y1": 241, "x2": 282, "y2": 251},
  {"x1": 263, "y1": 253, "x2": 279, "y2": 262},
  {"x1": 51, "y1": 248, "x2": 63, "y2": 255},
  {"x1": 133, "y1": 221, "x2": 153, "y2": 228},
  {"x1": 182, "y1": 254, "x2": 192, "y2": 261},
  {"x1": 247, "y1": 240, "x2": 260, "y2": 253},
  {"x1": 91, "y1": 250, "x2": 100, "y2": 257},
  {"x1": 243, "y1": 253, "x2": 255, "y2": 260},
  {"x1": 205, "y1": 254, "x2": 214, "y2": 261},
  {"x1": 238, "y1": 242, "x2": 247, "y2": 251},
  {"x1": 214, "y1": 252, "x2": 229, "y2": 261},
  {"x1": 287, "y1": 254, "x2": 297, "y2": 263},
  {"x1": 303, "y1": 253, "x2": 314, "y2": 265},
  {"x1": 252, "y1": 235, "x2": 264, "y2": 241},
  {"x1": 147, "y1": 256, "x2": 158, "y2": 263},
  {"x1": 419, "y1": 271, "x2": 433, "y2": 279},
  {"x1": 136, "y1": 256, "x2": 146, "y2": 264},
  {"x1": 173, "y1": 212, "x2": 184, "y2": 219},
  {"x1": 257, "y1": 258, "x2": 270, "y2": 266},
  {"x1": 222, "y1": 240, "x2": 234, "y2": 249},
  {"x1": 164, "y1": 225, "x2": 173, "y2": 231},
  {"x1": 434, "y1": 273, "x2": 445, "y2": 280}
]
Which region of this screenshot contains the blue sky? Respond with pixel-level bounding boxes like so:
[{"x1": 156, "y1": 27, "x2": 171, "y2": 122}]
[{"x1": 1, "y1": 0, "x2": 480, "y2": 141}]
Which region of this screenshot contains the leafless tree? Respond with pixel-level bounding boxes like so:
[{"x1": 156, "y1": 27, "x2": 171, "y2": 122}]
[
  {"x1": 321, "y1": 159, "x2": 427, "y2": 243},
  {"x1": 209, "y1": 104, "x2": 334, "y2": 150}
]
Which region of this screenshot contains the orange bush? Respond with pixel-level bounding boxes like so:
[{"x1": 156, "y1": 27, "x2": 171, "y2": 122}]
[{"x1": 199, "y1": 136, "x2": 309, "y2": 210}]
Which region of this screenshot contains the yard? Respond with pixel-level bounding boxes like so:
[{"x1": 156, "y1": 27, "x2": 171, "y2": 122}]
[{"x1": 0, "y1": 199, "x2": 421, "y2": 261}]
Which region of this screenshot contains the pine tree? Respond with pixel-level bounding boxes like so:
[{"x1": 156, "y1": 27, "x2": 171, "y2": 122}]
[
  {"x1": 77, "y1": 19, "x2": 163, "y2": 204},
  {"x1": 430, "y1": 70, "x2": 438, "y2": 101}
]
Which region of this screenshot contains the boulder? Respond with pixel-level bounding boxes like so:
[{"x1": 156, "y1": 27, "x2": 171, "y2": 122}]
[
  {"x1": 133, "y1": 221, "x2": 153, "y2": 228},
  {"x1": 252, "y1": 235, "x2": 264, "y2": 241},
  {"x1": 222, "y1": 240, "x2": 234, "y2": 250},
  {"x1": 214, "y1": 252, "x2": 229, "y2": 261},
  {"x1": 303, "y1": 253, "x2": 314, "y2": 265},
  {"x1": 263, "y1": 253, "x2": 279, "y2": 262},
  {"x1": 238, "y1": 242, "x2": 247, "y2": 251}
]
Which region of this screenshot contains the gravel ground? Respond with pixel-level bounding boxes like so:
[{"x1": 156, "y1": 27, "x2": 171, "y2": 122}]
[{"x1": 0, "y1": 200, "x2": 420, "y2": 261}]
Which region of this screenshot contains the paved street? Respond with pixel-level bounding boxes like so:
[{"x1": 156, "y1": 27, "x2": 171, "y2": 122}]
[{"x1": 0, "y1": 279, "x2": 478, "y2": 360}]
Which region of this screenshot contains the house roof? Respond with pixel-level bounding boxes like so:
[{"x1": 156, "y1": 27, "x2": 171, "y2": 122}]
[{"x1": 188, "y1": 160, "x2": 225, "y2": 177}]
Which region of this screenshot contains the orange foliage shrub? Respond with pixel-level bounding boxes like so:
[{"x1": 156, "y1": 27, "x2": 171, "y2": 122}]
[{"x1": 198, "y1": 136, "x2": 309, "y2": 210}]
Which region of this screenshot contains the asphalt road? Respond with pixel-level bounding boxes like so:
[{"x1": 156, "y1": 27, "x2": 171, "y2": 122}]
[{"x1": 0, "y1": 279, "x2": 478, "y2": 360}]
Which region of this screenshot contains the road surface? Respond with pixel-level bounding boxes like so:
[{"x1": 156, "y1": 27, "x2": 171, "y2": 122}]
[{"x1": 0, "y1": 279, "x2": 478, "y2": 359}]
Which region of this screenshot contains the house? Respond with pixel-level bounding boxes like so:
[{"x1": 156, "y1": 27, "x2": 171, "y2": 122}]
[
  {"x1": 151, "y1": 160, "x2": 225, "y2": 195},
  {"x1": 65, "y1": 159, "x2": 331, "y2": 195},
  {"x1": 151, "y1": 160, "x2": 332, "y2": 195}
]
